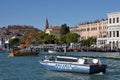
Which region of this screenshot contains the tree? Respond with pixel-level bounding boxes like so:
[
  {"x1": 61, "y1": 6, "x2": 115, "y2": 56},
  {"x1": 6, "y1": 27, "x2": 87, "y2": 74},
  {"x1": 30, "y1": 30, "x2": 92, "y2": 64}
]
[
  {"x1": 44, "y1": 35, "x2": 56, "y2": 44},
  {"x1": 60, "y1": 24, "x2": 70, "y2": 36},
  {"x1": 66, "y1": 33, "x2": 80, "y2": 44},
  {"x1": 32, "y1": 32, "x2": 49, "y2": 45},
  {"x1": 54, "y1": 38, "x2": 59, "y2": 44},
  {"x1": 59, "y1": 35, "x2": 66, "y2": 44},
  {"x1": 9, "y1": 38, "x2": 20, "y2": 47},
  {"x1": 80, "y1": 37, "x2": 96, "y2": 46},
  {"x1": 87, "y1": 37, "x2": 96, "y2": 46},
  {"x1": 33, "y1": 32, "x2": 46, "y2": 44}
]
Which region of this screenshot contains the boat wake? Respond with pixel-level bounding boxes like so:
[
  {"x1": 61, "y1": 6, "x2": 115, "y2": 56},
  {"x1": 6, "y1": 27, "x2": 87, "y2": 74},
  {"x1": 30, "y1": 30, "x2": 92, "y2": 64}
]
[{"x1": 94, "y1": 72, "x2": 104, "y2": 75}]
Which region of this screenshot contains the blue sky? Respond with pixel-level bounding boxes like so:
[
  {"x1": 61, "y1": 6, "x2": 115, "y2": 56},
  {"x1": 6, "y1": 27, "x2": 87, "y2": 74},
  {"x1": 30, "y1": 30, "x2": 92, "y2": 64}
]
[{"x1": 0, "y1": 0, "x2": 120, "y2": 30}]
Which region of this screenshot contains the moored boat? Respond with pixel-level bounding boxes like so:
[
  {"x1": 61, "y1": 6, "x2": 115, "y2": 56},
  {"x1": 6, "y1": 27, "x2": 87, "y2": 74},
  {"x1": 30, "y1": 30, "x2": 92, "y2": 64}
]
[
  {"x1": 9, "y1": 48, "x2": 39, "y2": 57},
  {"x1": 48, "y1": 50, "x2": 57, "y2": 53},
  {"x1": 40, "y1": 56, "x2": 107, "y2": 74}
]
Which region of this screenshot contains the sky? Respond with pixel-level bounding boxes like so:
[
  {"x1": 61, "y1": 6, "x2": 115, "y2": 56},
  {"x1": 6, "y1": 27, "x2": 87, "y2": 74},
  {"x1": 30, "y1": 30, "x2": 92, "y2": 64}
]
[{"x1": 0, "y1": 0, "x2": 120, "y2": 30}]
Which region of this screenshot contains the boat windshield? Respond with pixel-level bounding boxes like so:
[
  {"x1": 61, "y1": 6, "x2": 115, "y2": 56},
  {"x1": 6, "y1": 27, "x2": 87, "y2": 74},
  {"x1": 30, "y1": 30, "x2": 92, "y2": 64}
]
[
  {"x1": 57, "y1": 58, "x2": 78, "y2": 62},
  {"x1": 44, "y1": 56, "x2": 56, "y2": 61}
]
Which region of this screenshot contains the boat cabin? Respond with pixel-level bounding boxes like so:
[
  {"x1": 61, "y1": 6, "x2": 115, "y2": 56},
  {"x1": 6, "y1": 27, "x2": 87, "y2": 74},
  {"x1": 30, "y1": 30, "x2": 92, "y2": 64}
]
[
  {"x1": 56, "y1": 56, "x2": 78, "y2": 62},
  {"x1": 43, "y1": 56, "x2": 100, "y2": 65}
]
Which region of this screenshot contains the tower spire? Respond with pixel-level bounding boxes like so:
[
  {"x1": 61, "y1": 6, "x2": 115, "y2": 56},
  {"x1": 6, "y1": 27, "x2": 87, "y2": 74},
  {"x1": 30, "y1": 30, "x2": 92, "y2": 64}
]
[{"x1": 45, "y1": 18, "x2": 49, "y2": 29}]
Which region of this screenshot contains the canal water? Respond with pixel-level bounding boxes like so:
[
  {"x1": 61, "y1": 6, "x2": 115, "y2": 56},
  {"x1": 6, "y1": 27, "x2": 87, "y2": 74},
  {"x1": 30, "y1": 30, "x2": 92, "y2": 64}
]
[{"x1": 0, "y1": 52, "x2": 120, "y2": 80}]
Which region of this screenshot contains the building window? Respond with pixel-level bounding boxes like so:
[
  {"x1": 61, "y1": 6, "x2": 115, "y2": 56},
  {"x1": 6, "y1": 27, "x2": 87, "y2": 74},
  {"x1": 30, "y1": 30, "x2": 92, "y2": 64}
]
[
  {"x1": 99, "y1": 27, "x2": 101, "y2": 30},
  {"x1": 96, "y1": 27, "x2": 97, "y2": 30},
  {"x1": 113, "y1": 31, "x2": 115, "y2": 37},
  {"x1": 117, "y1": 17, "x2": 119, "y2": 23},
  {"x1": 117, "y1": 31, "x2": 119, "y2": 37},
  {"x1": 113, "y1": 18, "x2": 115, "y2": 23},
  {"x1": 87, "y1": 28, "x2": 89, "y2": 31},
  {"x1": 109, "y1": 18, "x2": 111, "y2": 24},
  {"x1": 109, "y1": 31, "x2": 111, "y2": 37}
]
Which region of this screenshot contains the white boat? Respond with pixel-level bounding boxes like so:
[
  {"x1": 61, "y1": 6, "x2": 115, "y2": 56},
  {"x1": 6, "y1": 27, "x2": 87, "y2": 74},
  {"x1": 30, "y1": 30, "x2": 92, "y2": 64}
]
[
  {"x1": 48, "y1": 50, "x2": 57, "y2": 53},
  {"x1": 40, "y1": 56, "x2": 107, "y2": 74}
]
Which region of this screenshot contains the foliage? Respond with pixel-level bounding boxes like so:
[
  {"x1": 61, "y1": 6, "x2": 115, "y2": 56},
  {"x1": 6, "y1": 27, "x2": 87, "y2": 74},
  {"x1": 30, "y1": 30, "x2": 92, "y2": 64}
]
[
  {"x1": 32, "y1": 32, "x2": 48, "y2": 45},
  {"x1": 9, "y1": 38, "x2": 20, "y2": 46},
  {"x1": 60, "y1": 24, "x2": 70, "y2": 36},
  {"x1": 54, "y1": 38, "x2": 59, "y2": 44},
  {"x1": 44, "y1": 35, "x2": 55, "y2": 44},
  {"x1": 24, "y1": 32, "x2": 56, "y2": 44},
  {"x1": 66, "y1": 33, "x2": 80, "y2": 44},
  {"x1": 80, "y1": 37, "x2": 96, "y2": 46},
  {"x1": 58, "y1": 33, "x2": 80, "y2": 44},
  {"x1": 59, "y1": 35, "x2": 66, "y2": 44}
]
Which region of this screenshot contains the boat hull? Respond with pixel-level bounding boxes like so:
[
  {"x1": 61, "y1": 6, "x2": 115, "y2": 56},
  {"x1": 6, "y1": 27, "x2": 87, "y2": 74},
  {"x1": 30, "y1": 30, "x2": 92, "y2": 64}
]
[
  {"x1": 9, "y1": 51, "x2": 39, "y2": 57},
  {"x1": 40, "y1": 62, "x2": 107, "y2": 74}
]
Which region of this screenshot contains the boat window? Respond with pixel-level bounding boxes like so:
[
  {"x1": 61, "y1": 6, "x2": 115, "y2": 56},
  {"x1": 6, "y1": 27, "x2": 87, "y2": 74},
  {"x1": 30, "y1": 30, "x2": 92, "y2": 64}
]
[
  {"x1": 57, "y1": 58, "x2": 78, "y2": 62},
  {"x1": 48, "y1": 56, "x2": 56, "y2": 61},
  {"x1": 84, "y1": 59, "x2": 93, "y2": 64},
  {"x1": 44, "y1": 56, "x2": 56, "y2": 61}
]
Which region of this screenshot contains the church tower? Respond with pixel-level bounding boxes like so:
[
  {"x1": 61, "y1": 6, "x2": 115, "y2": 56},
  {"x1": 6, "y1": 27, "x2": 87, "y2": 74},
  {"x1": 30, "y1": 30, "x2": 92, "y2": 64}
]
[{"x1": 45, "y1": 18, "x2": 49, "y2": 29}]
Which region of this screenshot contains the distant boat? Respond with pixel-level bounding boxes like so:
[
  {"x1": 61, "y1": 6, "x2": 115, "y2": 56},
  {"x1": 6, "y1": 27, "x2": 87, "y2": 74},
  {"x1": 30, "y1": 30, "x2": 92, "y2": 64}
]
[
  {"x1": 40, "y1": 56, "x2": 107, "y2": 74},
  {"x1": 48, "y1": 50, "x2": 57, "y2": 53}
]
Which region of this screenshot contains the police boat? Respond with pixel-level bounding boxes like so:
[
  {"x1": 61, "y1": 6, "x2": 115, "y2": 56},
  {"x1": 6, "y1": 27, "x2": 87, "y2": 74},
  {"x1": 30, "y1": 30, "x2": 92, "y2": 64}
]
[{"x1": 40, "y1": 56, "x2": 107, "y2": 74}]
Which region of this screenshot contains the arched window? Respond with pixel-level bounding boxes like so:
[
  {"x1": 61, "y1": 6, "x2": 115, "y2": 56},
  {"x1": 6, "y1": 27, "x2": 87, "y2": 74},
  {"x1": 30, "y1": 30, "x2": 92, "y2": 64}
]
[
  {"x1": 117, "y1": 31, "x2": 119, "y2": 37},
  {"x1": 117, "y1": 17, "x2": 119, "y2": 23},
  {"x1": 109, "y1": 42, "x2": 111, "y2": 46},
  {"x1": 113, "y1": 31, "x2": 115, "y2": 37},
  {"x1": 113, "y1": 41, "x2": 115, "y2": 49},
  {"x1": 109, "y1": 31, "x2": 111, "y2": 37},
  {"x1": 109, "y1": 18, "x2": 111, "y2": 24},
  {"x1": 113, "y1": 18, "x2": 115, "y2": 23},
  {"x1": 116, "y1": 41, "x2": 118, "y2": 48}
]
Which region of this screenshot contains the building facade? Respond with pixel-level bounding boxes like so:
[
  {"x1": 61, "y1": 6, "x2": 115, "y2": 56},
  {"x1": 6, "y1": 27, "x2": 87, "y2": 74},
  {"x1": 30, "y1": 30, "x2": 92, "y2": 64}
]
[
  {"x1": 70, "y1": 19, "x2": 108, "y2": 40},
  {"x1": 45, "y1": 26, "x2": 61, "y2": 37},
  {"x1": 97, "y1": 11, "x2": 120, "y2": 50}
]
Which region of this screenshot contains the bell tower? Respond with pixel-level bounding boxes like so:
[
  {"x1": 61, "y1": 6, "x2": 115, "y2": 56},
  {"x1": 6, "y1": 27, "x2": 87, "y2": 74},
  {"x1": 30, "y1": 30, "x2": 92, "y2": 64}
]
[{"x1": 45, "y1": 18, "x2": 49, "y2": 29}]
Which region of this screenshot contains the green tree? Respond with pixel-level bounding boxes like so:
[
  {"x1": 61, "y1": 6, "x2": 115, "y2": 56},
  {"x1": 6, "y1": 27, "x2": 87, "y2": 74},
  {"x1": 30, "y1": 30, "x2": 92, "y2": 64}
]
[
  {"x1": 66, "y1": 33, "x2": 80, "y2": 44},
  {"x1": 54, "y1": 38, "x2": 59, "y2": 44},
  {"x1": 9, "y1": 38, "x2": 20, "y2": 47},
  {"x1": 87, "y1": 37, "x2": 96, "y2": 46},
  {"x1": 80, "y1": 39, "x2": 88, "y2": 46},
  {"x1": 80, "y1": 37, "x2": 96, "y2": 46},
  {"x1": 60, "y1": 24, "x2": 70, "y2": 36},
  {"x1": 59, "y1": 35, "x2": 66, "y2": 44},
  {"x1": 44, "y1": 35, "x2": 56, "y2": 44},
  {"x1": 34, "y1": 32, "x2": 45, "y2": 44},
  {"x1": 32, "y1": 32, "x2": 49, "y2": 45}
]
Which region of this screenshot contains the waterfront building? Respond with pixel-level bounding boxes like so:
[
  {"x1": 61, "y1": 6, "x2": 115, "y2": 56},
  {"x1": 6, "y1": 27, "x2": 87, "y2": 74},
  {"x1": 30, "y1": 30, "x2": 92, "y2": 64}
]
[
  {"x1": 70, "y1": 19, "x2": 107, "y2": 40},
  {"x1": 97, "y1": 11, "x2": 120, "y2": 50}
]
